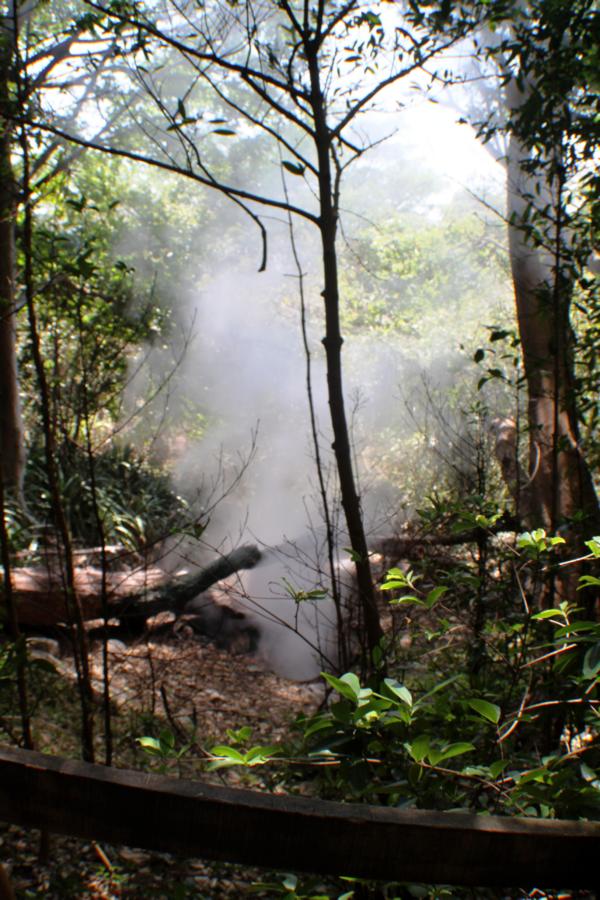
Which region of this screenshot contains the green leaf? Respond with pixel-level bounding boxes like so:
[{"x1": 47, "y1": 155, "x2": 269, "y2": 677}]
[
  {"x1": 282, "y1": 160, "x2": 305, "y2": 176},
  {"x1": 473, "y1": 348, "x2": 485, "y2": 363},
  {"x1": 323, "y1": 671, "x2": 360, "y2": 701},
  {"x1": 212, "y1": 128, "x2": 236, "y2": 136},
  {"x1": 340, "y1": 672, "x2": 361, "y2": 697},
  {"x1": 244, "y1": 745, "x2": 279, "y2": 765},
  {"x1": 383, "y1": 678, "x2": 412, "y2": 707},
  {"x1": 429, "y1": 742, "x2": 475, "y2": 766},
  {"x1": 408, "y1": 734, "x2": 430, "y2": 762},
  {"x1": 467, "y1": 698, "x2": 501, "y2": 724},
  {"x1": 518, "y1": 766, "x2": 548, "y2": 785},
  {"x1": 388, "y1": 595, "x2": 425, "y2": 607},
  {"x1": 209, "y1": 745, "x2": 246, "y2": 762},
  {"x1": 303, "y1": 716, "x2": 333, "y2": 738},
  {"x1": 343, "y1": 547, "x2": 363, "y2": 563},
  {"x1": 226, "y1": 725, "x2": 253, "y2": 744},
  {"x1": 417, "y1": 675, "x2": 461, "y2": 706},
  {"x1": 584, "y1": 537, "x2": 600, "y2": 557},
  {"x1": 426, "y1": 586, "x2": 448, "y2": 607},
  {"x1": 583, "y1": 642, "x2": 600, "y2": 678},
  {"x1": 579, "y1": 575, "x2": 600, "y2": 590},
  {"x1": 489, "y1": 759, "x2": 510, "y2": 778},
  {"x1": 136, "y1": 736, "x2": 162, "y2": 754}
]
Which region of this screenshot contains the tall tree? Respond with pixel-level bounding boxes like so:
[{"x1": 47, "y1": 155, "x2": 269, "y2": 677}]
[
  {"x1": 0, "y1": 0, "x2": 128, "y2": 761},
  {"x1": 434, "y1": 0, "x2": 600, "y2": 540},
  {"x1": 0, "y1": 5, "x2": 26, "y2": 494},
  {"x1": 37, "y1": 0, "x2": 462, "y2": 658},
  {"x1": 501, "y1": 1, "x2": 600, "y2": 537},
  {"x1": 0, "y1": 0, "x2": 122, "y2": 495}
]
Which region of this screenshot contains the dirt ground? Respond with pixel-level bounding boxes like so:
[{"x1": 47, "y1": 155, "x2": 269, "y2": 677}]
[{"x1": 0, "y1": 625, "x2": 326, "y2": 899}]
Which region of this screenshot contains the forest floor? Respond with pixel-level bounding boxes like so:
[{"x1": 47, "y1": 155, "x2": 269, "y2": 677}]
[
  {"x1": 0, "y1": 625, "x2": 328, "y2": 899},
  {"x1": 0, "y1": 580, "x2": 594, "y2": 898}
]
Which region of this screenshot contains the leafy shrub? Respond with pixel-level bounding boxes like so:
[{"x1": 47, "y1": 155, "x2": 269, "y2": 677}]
[{"x1": 10, "y1": 441, "x2": 189, "y2": 553}]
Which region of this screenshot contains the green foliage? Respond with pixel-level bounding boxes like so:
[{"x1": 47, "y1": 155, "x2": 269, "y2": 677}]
[
  {"x1": 284, "y1": 534, "x2": 600, "y2": 826},
  {"x1": 282, "y1": 578, "x2": 328, "y2": 603},
  {"x1": 19, "y1": 162, "x2": 167, "y2": 443},
  {"x1": 338, "y1": 212, "x2": 510, "y2": 336},
  {"x1": 137, "y1": 729, "x2": 192, "y2": 774},
  {"x1": 516, "y1": 529, "x2": 566, "y2": 558},
  {"x1": 9, "y1": 441, "x2": 189, "y2": 551},
  {"x1": 207, "y1": 727, "x2": 280, "y2": 771},
  {"x1": 380, "y1": 568, "x2": 447, "y2": 609}
]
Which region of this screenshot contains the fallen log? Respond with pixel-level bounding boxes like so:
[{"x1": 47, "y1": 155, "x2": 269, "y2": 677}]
[
  {"x1": 0, "y1": 545, "x2": 262, "y2": 628},
  {"x1": 116, "y1": 544, "x2": 261, "y2": 617},
  {"x1": 374, "y1": 513, "x2": 519, "y2": 562},
  {"x1": 0, "y1": 745, "x2": 598, "y2": 888},
  {"x1": 0, "y1": 566, "x2": 165, "y2": 627}
]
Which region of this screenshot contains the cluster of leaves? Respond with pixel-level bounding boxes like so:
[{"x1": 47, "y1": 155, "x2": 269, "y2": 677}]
[
  {"x1": 7, "y1": 441, "x2": 189, "y2": 552},
  {"x1": 180, "y1": 525, "x2": 600, "y2": 897},
  {"x1": 338, "y1": 212, "x2": 510, "y2": 336},
  {"x1": 18, "y1": 163, "x2": 167, "y2": 444},
  {"x1": 10, "y1": 158, "x2": 215, "y2": 555},
  {"x1": 288, "y1": 532, "x2": 600, "y2": 819}
]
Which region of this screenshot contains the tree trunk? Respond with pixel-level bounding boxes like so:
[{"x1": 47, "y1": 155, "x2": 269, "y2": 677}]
[
  {"x1": 306, "y1": 39, "x2": 383, "y2": 658},
  {"x1": 0, "y1": 33, "x2": 25, "y2": 496},
  {"x1": 507, "y1": 131, "x2": 600, "y2": 539}
]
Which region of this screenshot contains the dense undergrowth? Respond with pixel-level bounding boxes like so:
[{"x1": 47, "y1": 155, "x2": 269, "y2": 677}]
[
  {"x1": 131, "y1": 513, "x2": 600, "y2": 899},
  {"x1": 7, "y1": 441, "x2": 190, "y2": 554}
]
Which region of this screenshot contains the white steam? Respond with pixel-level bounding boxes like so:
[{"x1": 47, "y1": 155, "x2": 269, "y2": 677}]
[{"x1": 122, "y1": 103, "x2": 509, "y2": 679}]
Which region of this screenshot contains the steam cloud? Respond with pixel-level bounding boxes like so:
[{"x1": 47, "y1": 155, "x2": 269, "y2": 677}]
[{"x1": 123, "y1": 104, "x2": 507, "y2": 679}]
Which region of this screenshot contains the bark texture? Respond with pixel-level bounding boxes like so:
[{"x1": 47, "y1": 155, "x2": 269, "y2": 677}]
[
  {"x1": 0, "y1": 30, "x2": 25, "y2": 494},
  {"x1": 506, "y1": 128, "x2": 600, "y2": 538},
  {"x1": 0, "y1": 545, "x2": 261, "y2": 627},
  {"x1": 305, "y1": 34, "x2": 383, "y2": 656}
]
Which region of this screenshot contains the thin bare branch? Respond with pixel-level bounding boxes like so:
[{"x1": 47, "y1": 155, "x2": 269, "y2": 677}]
[{"x1": 18, "y1": 117, "x2": 321, "y2": 225}]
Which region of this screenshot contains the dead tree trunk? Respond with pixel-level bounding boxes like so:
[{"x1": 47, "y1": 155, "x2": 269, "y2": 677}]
[{"x1": 0, "y1": 544, "x2": 262, "y2": 628}]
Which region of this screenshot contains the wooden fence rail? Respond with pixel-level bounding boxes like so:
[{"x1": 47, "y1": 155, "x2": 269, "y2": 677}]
[{"x1": 0, "y1": 746, "x2": 598, "y2": 889}]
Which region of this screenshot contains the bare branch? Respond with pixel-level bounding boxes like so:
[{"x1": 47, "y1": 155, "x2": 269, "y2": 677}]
[{"x1": 18, "y1": 117, "x2": 321, "y2": 225}]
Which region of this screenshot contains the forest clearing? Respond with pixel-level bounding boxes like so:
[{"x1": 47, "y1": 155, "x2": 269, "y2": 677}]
[{"x1": 0, "y1": 0, "x2": 599, "y2": 897}]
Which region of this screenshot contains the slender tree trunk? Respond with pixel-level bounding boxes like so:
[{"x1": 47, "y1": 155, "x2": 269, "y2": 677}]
[
  {"x1": 13, "y1": 28, "x2": 96, "y2": 758},
  {"x1": 0, "y1": 32, "x2": 25, "y2": 495},
  {"x1": 306, "y1": 39, "x2": 383, "y2": 659}
]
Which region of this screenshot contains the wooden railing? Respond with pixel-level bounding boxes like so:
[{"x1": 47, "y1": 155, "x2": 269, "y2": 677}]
[{"x1": 0, "y1": 746, "x2": 598, "y2": 888}]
